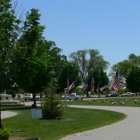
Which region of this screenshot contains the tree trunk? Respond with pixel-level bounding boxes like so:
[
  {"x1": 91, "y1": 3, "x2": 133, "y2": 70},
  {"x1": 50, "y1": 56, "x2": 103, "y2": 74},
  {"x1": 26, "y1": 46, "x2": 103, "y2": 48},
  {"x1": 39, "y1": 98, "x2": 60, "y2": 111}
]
[
  {"x1": 33, "y1": 93, "x2": 36, "y2": 108},
  {"x1": 0, "y1": 96, "x2": 2, "y2": 129}
]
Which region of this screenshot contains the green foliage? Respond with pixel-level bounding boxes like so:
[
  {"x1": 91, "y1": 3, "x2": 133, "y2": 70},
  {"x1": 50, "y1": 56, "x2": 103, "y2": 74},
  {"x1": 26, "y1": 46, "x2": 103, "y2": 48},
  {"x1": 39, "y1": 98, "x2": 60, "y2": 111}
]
[
  {"x1": 102, "y1": 89, "x2": 109, "y2": 95},
  {"x1": 0, "y1": 0, "x2": 21, "y2": 91},
  {"x1": 126, "y1": 66, "x2": 140, "y2": 92},
  {"x1": 117, "y1": 88, "x2": 125, "y2": 94},
  {"x1": 6, "y1": 89, "x2": 16, "y2": 98},
  {"x1": 72, "y1": 87, "x2": 84, "y2": 95},
  {"x1": 15, "y1": 8, "x2": 48, "y2": 92},
  {"x1": 41, "y1": 93, "x2": 65, "y2": 119},
  {"x1": 110, "y1": 53, "x2": 140, "y2": 86},
  {"x1": 58, "y1": 62, "x2": 82, "y2": 92},
  {"x1": 87, "y1": 67, "x2": 109, "y2": 92},
  {"x1": 69, "y1": 49, "x2": 110, "y2": 82},
  {"x1": 0, "y1": 128, "x2": 11, "y2": 139},
  {"x1": 124, "y1": 88, "x2": 129, "y2": 93}
]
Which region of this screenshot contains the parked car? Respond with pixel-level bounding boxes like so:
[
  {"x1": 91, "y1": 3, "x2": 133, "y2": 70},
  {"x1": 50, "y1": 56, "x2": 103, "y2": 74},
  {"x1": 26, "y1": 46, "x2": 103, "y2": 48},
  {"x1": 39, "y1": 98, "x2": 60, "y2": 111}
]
[
  {"x1": 106, "y1": 93, "x2": 119, "y2": 97},
  {"x1": 69, "y1": 94, "x2": 83, "y2": 100},
  {"x1": 121, "y1": 92, "x2": 135, "y2": 97},
  {"x1": 24, "y1": 93, "x2": 40, "y2": 101}
]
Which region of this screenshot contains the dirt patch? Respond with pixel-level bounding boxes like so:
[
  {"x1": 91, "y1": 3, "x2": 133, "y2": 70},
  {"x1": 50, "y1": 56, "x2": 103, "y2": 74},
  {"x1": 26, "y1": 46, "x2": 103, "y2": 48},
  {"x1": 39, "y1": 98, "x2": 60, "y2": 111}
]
[{"x1": 8, "y1": 137, "x2": 41, "y2": 140}]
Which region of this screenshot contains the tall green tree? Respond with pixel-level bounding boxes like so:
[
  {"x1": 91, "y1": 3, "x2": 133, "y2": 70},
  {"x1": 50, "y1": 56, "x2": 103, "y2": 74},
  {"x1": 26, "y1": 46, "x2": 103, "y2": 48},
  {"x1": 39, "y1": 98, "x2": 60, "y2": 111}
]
[
  {"x1": 69, "y1": 50, "x2": 88, "y2": 81},
  {"x1": 126, "y1": 66, "x2": 140, "y2": 93},
  {"x1": 46, "y1": 42, "x2": 67, "y2": 83},
  {"x1": 110, "y1": 54, "x2": 140, "y2": 78},
  {"x1": 15, "y1": 8, "x2": 67, "y2": 106},
  {"x1": 0, "y1": 0, "x2": 21, "y2": 129},
  {"x1": 58, "y1": 62, "x2": 82, "y2": 93},
  {"x1": 87, "y1": 67, "x2": 109, "y2": 93},
  {"x1": 0, "y1": 0, "x2": 21, "y2": 91},
  {"x1": 110, "y1": 53, "x2": 140, "y2": 87},
  {"x1": 14, "y1": 8, "x2": 52, "y2": 107},
  {"x1": 69, "y1": 49, "x2": 109, "y2": 82},
  {"x1": 88, "y1": 49, "x2": 109, "y2": 71}
]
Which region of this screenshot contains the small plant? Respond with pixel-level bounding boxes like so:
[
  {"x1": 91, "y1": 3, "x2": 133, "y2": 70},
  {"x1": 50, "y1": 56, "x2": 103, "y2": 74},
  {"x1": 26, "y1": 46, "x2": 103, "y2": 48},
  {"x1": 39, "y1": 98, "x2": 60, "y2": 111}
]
[
  {"x1": 0, "y1": 128, "x2": 11, "y2": 139},
  {"x1": 41, "y1": 93, "x2": 65, "y2": 119}
]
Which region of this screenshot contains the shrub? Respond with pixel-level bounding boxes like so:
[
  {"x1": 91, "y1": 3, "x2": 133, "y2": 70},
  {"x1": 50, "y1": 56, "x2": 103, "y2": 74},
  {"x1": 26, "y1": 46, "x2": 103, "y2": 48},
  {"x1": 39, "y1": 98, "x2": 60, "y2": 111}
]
[
  {"x1": 6, "y1": 89, "x2": 16, "y2": 98},
  {"x1": 0, "y1": 128, "x2": 11, "y2": 139},
  {"x1": 72, "y1": 87, "x2": 84, "y2": 95},
  {"x1": 41, "y1": 93, "x2": 65, "y2": 119},
  {"x1": 117, "y1": 88, "x2": 125, "y2": 94}
]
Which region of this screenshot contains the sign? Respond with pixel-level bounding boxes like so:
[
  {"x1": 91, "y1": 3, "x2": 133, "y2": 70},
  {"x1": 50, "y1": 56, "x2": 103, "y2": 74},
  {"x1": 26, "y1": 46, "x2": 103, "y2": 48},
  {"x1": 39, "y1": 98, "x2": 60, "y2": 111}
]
[{"x1": 31, "y1": 108, "x2": 42, "y2": 118}]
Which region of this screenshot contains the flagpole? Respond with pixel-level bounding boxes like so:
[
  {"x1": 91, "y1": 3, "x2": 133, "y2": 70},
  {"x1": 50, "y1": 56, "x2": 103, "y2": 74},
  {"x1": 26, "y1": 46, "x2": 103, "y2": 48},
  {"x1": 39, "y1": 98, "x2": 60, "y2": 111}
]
[
  {"x1": 64, "y1": 88, "x2": 67, "y2": 107},
  {"x1": 97, "y1": 68, "x2": 101, "y2": 98},
  {"x1": 67, "y1": 75, "x2": 69, "y2": 95},
  {"x1": 97, "y1": 81, "x2": 100, "y2": 98},
  {"x1": 91, "y1": 75, "x2": 95, "y2": 97}
]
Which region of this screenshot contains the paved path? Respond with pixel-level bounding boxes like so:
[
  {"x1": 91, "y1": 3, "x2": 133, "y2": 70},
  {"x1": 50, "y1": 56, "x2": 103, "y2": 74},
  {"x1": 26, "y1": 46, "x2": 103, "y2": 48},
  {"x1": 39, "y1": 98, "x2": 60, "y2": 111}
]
[
  {"x1": 1, "y1": 101, "x2": 33, "y2": 119},
  {"x1": 1, "y1": 111, "x2": 17, "y2": 119},
  {"x1": 60, "y1": 105, "x2": 140, "y2": 140}
]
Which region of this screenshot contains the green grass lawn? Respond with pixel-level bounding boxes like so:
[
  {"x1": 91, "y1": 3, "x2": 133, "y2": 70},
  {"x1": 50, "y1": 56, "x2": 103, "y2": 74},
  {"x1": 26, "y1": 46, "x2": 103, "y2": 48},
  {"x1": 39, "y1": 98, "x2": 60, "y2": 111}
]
[
  {"x1": 2, "y1": 105, "x2": 126, "y2": 140},
  {"x1": 68, "y1": 97, "x2": 140, "y2": 107}
]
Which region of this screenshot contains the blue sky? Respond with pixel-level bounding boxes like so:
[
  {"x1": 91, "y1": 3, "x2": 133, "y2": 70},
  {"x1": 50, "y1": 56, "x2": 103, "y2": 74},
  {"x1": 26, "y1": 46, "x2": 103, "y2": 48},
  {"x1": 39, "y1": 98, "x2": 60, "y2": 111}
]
[{"x1": 12, "y1": 0, "x2": 140, "y2": 74}]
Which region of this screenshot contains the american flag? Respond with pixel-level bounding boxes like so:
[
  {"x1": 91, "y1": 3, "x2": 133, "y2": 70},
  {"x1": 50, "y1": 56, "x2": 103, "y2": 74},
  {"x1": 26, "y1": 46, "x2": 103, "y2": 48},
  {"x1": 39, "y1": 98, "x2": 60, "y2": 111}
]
[
  {"x1": 100, "y1": 85, "x2": 109, "y2": 92},
  {"x1": 69, "y1": 81, "x2": 75, "y2": 91},
  {"x1": 91, "y1": 77, "x2": 95, "y2": 92},
  {"x1": 112, "y1": 70, "x2": 119, "y2": 91}
]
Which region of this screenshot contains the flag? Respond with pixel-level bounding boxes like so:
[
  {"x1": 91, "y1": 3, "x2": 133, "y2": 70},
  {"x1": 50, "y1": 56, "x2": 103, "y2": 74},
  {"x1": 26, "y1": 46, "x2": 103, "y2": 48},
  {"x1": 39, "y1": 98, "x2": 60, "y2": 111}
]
[
  {"x1": 69, "y1": 81, "x2": 75, "y2": 91},
  {"x1": 91, "y1": 77, "x2": 95, "y2": 92},
  {"x1": 112, "y1": 70, "x2": 119, "y2": 91},
  {"x1": 82, "y1": 83, "x2": 88, "y2": 90},
  {"x1": 100, "y1": 84, "x2": 109, "y2": 92}
]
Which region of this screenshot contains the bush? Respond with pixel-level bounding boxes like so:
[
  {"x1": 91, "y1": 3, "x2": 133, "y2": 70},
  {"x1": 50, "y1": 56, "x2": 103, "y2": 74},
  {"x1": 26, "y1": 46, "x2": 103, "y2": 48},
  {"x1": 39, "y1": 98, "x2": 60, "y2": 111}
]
[
  {"x1": 72, "y1": 87, "x2": 84, "y2": 95},
  {"x1": 6, "y1": 89, "x2": 16, "y2": 98},
  {"x1": 117, "y1": 88, "x2": 125, "y2": 94},
  {"x1": 0, "y1": 128, "x2": 11, "y2": 139},
  {"x1": 41, "y1": 93, "x2": 65, "y2": 119}
]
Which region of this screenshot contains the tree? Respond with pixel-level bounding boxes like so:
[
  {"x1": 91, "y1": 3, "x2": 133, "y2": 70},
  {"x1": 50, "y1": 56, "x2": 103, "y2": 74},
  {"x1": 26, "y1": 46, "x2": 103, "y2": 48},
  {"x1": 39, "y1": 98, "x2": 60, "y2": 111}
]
[
  {"x1": 41, "y1": 87, "x2": 65, "y2": 120},
  {"x1": 110, "y1": 54, "x2": 140, "y2": 78},
  {"x1": 0, "y1": 0, "x2": 21, "y2": 91},
  {"x1": 58, "y1": 62, "x2": 82, "y2": 93},
  {"x1": 87, "y1": 67, "x2": 109, "y2": 96},
  {"x1": 129, "y1": 53, "x2": 140, "y2": 66},
  {"x1": 69, "y1": 49, "x2": 109, "y2": 82},
  {"x1": 14, "y1": 8, "x2": 54, "y2": 107},
  {"x1": 110, "y1": 53, "x2": 140, "y2": 87},
  {"x1": 126, "y1": 66, "x2": 140, "y2": 93},
  {"x1": 69, "y1": 50, "x2": 88, "y2": 81},
  {"x1": 45, "y1": 41, "x2": 67, "y2": 87},
  {"x1": 15, "y1": 8, "x2": 68, "y2": 107},
  {"x1": 0, "y1": 0, "x2": 21, "y2": 128},
  {"x1": 88, "y1": 49, "x2": 109, "y2": 71},
  {"x1": 6, "y1": 89, "x2": 16, "y2": 98}
]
